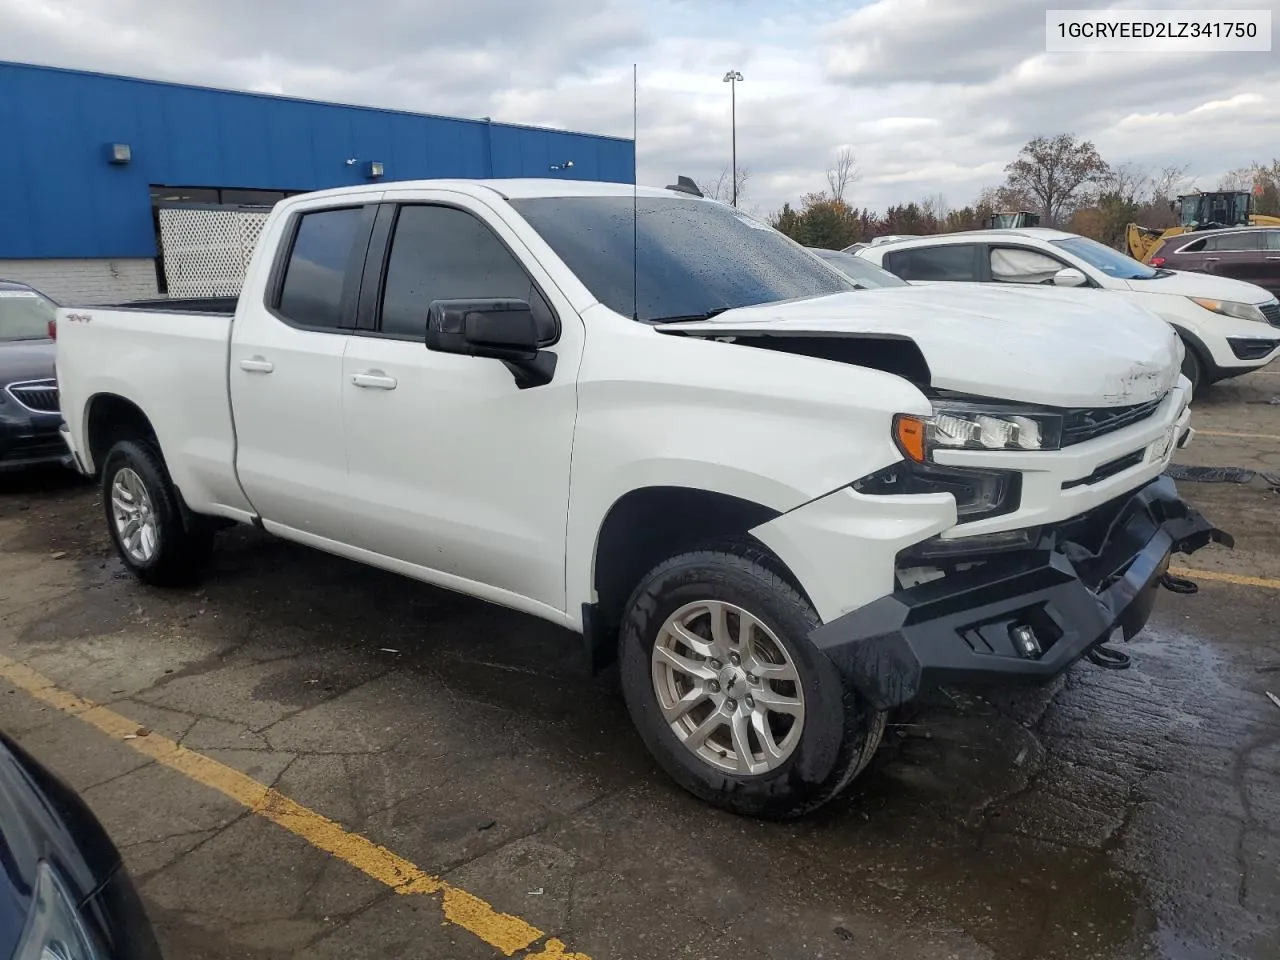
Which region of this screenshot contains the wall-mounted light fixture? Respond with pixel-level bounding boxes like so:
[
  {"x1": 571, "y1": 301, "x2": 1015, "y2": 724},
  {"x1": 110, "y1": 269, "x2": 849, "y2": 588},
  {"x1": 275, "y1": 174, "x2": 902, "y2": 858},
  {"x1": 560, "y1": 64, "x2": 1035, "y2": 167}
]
[
  {"x1": 363, "y1": 161, "x2": 384, "y2": 179},
  {"x1": 106, "y1": 143, "x2": 131, "y2": 165},
  {"x1": 549, "y1": 159, "x2": 575, "y2": 172}
]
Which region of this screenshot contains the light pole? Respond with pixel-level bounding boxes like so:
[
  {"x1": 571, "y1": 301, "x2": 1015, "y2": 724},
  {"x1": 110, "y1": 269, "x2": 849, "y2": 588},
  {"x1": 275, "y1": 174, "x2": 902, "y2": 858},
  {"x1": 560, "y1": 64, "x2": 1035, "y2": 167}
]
[{"x1": 722, "y1": 70, "x2": 743, "y2": 207}]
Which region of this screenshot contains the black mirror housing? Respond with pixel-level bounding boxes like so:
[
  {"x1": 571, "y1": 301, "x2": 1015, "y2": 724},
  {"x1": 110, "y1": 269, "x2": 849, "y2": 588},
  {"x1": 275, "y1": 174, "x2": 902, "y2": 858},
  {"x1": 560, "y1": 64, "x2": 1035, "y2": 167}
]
[{"x1": 426, "y1": 299, "x2": 539, "y2": 361}]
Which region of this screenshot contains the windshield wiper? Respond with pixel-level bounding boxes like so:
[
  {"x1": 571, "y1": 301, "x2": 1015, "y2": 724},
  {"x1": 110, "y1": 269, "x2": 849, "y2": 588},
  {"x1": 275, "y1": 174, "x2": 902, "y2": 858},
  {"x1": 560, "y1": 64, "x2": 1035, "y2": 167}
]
[{"x1": 645, "y1": 307, "x2": 732, "y2": 324}]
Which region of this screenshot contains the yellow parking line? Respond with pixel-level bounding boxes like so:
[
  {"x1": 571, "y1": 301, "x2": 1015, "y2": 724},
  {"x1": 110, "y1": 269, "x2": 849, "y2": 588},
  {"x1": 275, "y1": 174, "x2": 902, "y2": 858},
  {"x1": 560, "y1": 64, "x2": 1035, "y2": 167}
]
[
  {"x1": 0, "y1": 653, "x2": 588, "y2": 960},
  {"x1": 1169, "y1": 566, "x2": 1280, "y2": 590},
  {"x1": 1196, "y1": 430, "x2": 1280, "y2": 441}
]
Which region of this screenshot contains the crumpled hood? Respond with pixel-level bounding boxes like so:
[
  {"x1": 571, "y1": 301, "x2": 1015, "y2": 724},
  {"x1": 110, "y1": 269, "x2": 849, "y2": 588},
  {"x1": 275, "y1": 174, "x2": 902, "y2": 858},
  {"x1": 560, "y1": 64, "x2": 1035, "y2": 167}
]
[
  {"x1": 1123, "y1": 269, "x2": 1277, "y2": 304},
  {"x1": 660, "y1": 286, "x2": 1181, "y2": 408}
]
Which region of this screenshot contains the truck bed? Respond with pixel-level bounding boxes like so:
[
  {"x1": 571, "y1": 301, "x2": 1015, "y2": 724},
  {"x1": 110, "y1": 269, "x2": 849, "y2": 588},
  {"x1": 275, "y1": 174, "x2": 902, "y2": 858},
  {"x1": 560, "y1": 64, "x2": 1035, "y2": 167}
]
[
  {"x1": 104, "y1": 296, "x2": 239, "y2": 315},
  {"x1": 55, "y1": 303, "x2": 253, "y2": 520}
]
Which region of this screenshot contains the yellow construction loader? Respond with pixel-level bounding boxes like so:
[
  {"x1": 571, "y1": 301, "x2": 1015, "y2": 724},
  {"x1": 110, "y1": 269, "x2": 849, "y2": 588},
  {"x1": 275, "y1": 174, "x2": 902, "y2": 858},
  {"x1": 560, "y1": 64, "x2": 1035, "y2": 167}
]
[{"x1": 1126, "y1": 190, "x2": 1280, "y2": 263}]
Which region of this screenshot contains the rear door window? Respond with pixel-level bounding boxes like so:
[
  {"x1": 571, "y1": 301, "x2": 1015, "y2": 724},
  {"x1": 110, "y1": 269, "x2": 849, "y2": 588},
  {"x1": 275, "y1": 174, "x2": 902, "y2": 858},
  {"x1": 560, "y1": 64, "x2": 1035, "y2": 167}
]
[
  {"x1": 275, "y1": 207, "x2": 369, "y2": 330},
  {"x1": 883, "y1": 245, "x2": 980, "y2": 281},
  {"x1": 1264, "y1": 231, "x2": 1280, "y2": 251}
]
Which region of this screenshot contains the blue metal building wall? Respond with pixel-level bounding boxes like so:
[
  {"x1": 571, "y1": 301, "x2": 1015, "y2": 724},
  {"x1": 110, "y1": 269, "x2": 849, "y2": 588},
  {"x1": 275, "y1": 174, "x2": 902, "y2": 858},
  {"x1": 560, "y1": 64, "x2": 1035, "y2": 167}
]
[{"x1": 0, "y1": 62, "x2": 635, "y2": 260}]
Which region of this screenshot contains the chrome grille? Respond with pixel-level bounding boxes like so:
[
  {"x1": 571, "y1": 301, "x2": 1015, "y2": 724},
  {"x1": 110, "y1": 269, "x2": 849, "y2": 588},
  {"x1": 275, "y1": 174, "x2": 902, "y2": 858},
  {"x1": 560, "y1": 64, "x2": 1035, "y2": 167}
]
[
  {"x1": 1062, "y1": 394, "x2": 1165, "y2": 447},
  {"x1": 6, "y1": 379, "x2": 60, "y2": 413},
  {"x1": 1261, "y1": 301, "x2": 1280, "y2": 327}
]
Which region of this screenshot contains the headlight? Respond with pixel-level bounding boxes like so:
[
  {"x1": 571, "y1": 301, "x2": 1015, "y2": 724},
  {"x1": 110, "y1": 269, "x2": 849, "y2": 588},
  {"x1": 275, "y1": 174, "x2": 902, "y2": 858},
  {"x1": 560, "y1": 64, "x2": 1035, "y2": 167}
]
[
  {"x1": 14, "y1": 863, "x2": 102, "y2": 960},
  {"x1": 893, "y1": 404, "x2": 1063, "y2": 462},
  {"x1": 1189, "y1": 297, "x2": 1267, "y2": 323}
]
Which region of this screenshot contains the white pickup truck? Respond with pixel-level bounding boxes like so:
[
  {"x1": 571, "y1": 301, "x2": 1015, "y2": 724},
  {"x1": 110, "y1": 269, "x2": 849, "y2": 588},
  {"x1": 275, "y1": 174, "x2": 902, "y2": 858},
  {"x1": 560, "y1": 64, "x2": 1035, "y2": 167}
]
[{"x1": 55, "y1": 179, "x2": 1228, "y2": 818}]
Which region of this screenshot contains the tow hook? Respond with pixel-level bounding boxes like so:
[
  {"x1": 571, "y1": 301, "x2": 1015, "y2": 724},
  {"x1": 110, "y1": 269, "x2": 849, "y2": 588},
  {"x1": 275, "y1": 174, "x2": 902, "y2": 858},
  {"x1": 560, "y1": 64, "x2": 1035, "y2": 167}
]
[
  {"x1": 1159, "y1": 572, "x2": 1199, "y2": 595},
  {"x1": 1087, "y1": 572, "x2": 1201, "y2": 671}
]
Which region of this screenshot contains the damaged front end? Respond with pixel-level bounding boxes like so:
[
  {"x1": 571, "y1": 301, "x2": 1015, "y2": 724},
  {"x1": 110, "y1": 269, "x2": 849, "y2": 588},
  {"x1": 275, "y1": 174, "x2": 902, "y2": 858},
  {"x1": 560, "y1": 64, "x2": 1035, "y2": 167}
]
[{"x1": 810, "y1": 475, "x2": 1232, "y2": 709}]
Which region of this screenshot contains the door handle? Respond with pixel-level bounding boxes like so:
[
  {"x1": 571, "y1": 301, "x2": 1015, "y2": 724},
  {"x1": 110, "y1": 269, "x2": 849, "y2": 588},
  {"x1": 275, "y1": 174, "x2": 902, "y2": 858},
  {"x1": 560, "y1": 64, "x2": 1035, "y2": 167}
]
[
  {"x1": 1266, "y1": 257, "x2": 1280, "y2": 261},
  {"x1": 1203, "y1": 257, "x2": 1221, "y2": 262},
  {"x1": 238, "y1": 356, "x2": 274, "y2": 373},
  {"x1": 350, "y1": 371, "x2": 398, "y2": 390}
]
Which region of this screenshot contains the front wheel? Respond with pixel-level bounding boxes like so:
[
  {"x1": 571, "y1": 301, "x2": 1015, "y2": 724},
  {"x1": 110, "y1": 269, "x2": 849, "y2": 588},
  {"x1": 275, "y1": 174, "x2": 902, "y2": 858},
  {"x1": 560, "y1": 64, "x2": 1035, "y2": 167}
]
[
  {"x1": 1179, "y1": 338, "x2": 1204, "y2": 397},
  {"x1": 101, "y1": 439, "x2": 213, "y2": 587},
  {"x1": 618, "y1": 540, "x2": 886, "y2": 819}
]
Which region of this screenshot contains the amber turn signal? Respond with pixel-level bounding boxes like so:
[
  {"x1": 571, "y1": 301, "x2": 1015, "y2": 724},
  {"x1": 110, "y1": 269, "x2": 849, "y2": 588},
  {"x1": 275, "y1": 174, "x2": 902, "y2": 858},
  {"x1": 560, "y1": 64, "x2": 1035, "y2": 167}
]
[{"x1": 894, "y1": 415, "x2": 927, "y2": 463}]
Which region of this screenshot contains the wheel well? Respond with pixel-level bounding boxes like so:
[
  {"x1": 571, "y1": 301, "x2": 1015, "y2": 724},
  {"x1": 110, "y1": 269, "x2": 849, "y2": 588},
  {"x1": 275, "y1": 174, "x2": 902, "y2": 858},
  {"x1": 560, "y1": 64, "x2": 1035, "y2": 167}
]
[
  {"x1": 586, "y1": 486, "x2": 785, "y2": 671},
  {"x1": 85, "y1": 394, "x2": 158, "y2": 472}
]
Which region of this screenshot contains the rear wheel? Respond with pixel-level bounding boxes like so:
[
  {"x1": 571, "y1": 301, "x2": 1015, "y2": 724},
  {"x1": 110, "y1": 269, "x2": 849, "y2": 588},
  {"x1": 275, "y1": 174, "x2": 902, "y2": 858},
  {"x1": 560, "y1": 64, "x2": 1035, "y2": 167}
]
[
  {"x1": 101, "y1": 440, "x2": 213, "y2": 586},
  {"x1": 619, "y1": 540, "x2": 886, "y2": 819}
]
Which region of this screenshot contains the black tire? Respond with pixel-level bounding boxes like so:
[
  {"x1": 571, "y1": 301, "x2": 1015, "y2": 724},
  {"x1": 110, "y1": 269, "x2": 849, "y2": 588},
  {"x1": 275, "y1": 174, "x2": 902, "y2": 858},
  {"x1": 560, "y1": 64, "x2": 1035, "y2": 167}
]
[
  {"x1": 100, "y1": 439, "x2": 214, "y2": 587},
  {"x1": 1179, "y1": 338, "x2": 1204, "y2": 397},
  {"x1": 618, "y1": 539, "x2": 886, "y2": 819}
]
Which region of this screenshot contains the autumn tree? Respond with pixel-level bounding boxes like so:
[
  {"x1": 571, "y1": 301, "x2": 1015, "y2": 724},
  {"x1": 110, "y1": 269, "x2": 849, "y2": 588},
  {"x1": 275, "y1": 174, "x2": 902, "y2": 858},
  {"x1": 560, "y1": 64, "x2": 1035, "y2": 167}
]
[{"x1": 1003, "y1": 134, "x2": 1109, "y2": 226}]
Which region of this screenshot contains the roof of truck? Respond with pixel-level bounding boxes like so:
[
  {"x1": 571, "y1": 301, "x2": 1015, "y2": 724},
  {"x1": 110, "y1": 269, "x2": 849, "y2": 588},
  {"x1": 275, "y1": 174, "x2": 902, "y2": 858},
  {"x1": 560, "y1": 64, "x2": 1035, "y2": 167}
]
[
  {"x1": 287, "y1": 178, "x2": 706, "y2": 204},
  {"x1": 867, "y1": 227, "x2": 1077, "y2": 249}
]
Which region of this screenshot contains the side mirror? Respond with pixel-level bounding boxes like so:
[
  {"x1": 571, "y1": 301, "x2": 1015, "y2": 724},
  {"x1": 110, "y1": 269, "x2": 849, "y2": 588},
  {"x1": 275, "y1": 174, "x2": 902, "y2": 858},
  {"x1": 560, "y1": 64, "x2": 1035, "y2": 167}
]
[
  {"x1": 425, "y1": 299, "x2": 555, "y2": 388},
  {"x1": 426, "y1": 299, "x2": 539, "y2": 360},
  {"x1": 1052, "y1": 267, "x2": 1088, "y2": 288}
]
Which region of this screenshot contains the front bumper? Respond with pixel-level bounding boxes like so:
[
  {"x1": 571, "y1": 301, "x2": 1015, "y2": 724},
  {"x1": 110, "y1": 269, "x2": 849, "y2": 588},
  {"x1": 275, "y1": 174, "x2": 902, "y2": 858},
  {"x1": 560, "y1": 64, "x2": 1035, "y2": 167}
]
[
  {"x1": 809, "y1": 476, "x2": 1231, "y2": 709},
  {"x1": 0, "y1": 413, "x2": 72, "y2": 472}
]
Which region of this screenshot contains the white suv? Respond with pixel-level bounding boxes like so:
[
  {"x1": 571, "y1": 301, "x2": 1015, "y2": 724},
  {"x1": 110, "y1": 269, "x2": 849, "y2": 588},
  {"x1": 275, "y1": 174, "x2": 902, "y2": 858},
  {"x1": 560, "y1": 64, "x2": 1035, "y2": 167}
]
[{"x1": 858, "y1": 228, "x2": 1280, "y2": 393}]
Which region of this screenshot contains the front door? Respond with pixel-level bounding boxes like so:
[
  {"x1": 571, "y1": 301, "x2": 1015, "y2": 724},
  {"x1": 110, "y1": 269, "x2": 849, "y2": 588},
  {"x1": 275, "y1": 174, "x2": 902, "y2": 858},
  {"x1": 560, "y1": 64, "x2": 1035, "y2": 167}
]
[{"x1": 339, "y1": 193, "x2": 582, "y2": 614}]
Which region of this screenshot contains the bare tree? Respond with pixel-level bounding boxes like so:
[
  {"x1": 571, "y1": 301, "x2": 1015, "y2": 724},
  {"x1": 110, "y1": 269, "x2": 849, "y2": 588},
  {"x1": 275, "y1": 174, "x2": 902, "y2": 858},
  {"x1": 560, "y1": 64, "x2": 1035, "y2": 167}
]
[
  {"x1": 696, "y1": 165, "x2": 752, "y2": 205},
  {"x1": 919, "y1": 192, "x2": 949, "y2": 223},
  {"x1": 1004, "y1": 134, "x2": 1110, "y2": 225},
  {"x1": 1150, "y1": 163, "x2": 1190, "y2": 202},
  {"x1": 1099, "y1": 162, "x2": 1151, "y2": 205},
  {"x1": 1218, "y1": 167, "x2": 1254, "y2": 191},
  {"x1": 825, "y1": 147, "x2": 858, "y2": 203}
]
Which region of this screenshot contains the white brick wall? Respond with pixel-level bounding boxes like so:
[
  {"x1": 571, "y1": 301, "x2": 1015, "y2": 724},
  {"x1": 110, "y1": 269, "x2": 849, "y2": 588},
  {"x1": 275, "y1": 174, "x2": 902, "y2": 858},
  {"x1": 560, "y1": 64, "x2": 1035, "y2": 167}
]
[{"x1": 0, "y1": 258, "x2": 159, "y2": 305}]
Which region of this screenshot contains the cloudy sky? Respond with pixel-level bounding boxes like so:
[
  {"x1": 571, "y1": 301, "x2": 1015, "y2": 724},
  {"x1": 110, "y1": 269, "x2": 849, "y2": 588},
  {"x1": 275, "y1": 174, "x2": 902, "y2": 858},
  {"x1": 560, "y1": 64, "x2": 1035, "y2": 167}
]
[{"x1": 2, "y1": 0, "x2": 1276, "y2": 216}]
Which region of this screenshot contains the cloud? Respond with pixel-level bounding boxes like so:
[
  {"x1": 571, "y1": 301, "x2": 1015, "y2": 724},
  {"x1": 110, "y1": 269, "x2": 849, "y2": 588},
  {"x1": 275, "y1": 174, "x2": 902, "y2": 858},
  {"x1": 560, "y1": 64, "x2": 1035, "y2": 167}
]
[{"x1": 1, "y1": 0, "x2": 1277, "y2": 216}]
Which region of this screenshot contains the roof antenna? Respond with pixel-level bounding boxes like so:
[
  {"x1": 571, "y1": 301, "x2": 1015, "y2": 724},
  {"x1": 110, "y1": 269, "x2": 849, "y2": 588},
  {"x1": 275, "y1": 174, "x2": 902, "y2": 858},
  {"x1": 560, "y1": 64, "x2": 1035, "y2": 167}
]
[{"x1": 632, "y1": 62, "x2": 639, "y2": 322}]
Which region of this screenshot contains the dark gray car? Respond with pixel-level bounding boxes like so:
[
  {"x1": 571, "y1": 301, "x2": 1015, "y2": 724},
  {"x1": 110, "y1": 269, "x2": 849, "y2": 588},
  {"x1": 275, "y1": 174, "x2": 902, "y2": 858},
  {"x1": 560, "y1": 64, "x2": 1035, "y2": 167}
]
[
  {"x1": 1150, "y1": 227, "x2": 1280, "y2": 297},
  {"x1": 0, "y1": 280, "x2": 70, "y2": 471}
]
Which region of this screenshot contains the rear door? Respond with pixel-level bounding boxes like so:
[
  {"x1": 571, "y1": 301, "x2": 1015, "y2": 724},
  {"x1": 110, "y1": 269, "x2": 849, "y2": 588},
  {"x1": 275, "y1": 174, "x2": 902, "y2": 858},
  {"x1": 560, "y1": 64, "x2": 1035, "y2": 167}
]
[
  {"x1": 338, "y1": 191, "x2": 583, "y2": 613},
  {"x1": 229, "y1": 200, "x2": 378, "y2": 540},
  {"x1": 881, "y1": 244, "x2": 982, "y2": 283}
]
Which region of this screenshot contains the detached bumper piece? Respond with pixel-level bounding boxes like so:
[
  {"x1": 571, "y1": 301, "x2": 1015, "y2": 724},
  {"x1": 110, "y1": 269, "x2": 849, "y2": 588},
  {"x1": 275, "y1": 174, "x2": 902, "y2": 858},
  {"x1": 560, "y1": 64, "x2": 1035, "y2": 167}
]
[{"x1": 810, "y1": 476, "x2": 1232, "y2": 709}]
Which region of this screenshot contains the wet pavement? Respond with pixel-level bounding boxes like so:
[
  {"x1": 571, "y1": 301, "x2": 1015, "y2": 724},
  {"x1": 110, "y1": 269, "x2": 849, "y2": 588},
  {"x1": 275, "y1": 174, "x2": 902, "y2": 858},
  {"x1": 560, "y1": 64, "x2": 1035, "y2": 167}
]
[{"x1": 1, "y1": 368, "x2": 1278, "y2": 960}]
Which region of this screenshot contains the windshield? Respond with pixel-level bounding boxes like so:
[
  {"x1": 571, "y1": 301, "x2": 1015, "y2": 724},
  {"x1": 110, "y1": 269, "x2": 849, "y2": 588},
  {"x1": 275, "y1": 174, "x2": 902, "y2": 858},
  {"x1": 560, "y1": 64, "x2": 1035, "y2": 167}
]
[
  {"x1": 508, "y1": 196, "x2": 855, "y2": 322},
  {"x1": 0, "y1": 288, "x2": 56, "y2": 341},
  {"x1": 1050, "y1": 236, "x2": 1157, "y2": 280},
  {"x1": 809, "y1": 249, "x2": 908, "y2": 288}
]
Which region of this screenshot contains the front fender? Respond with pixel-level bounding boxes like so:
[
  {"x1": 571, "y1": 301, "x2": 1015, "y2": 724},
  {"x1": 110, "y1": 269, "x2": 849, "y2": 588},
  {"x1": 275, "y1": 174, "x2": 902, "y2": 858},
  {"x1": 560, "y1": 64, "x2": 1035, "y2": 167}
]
[{"x1": 563, "y1": 317, "x2": 932, "y2": 623}]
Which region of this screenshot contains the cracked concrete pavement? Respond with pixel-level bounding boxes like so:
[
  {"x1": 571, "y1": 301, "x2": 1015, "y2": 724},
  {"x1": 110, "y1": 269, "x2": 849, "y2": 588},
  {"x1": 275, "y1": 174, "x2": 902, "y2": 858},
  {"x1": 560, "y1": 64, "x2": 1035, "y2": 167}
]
[{"x1": 1, "y1": 368, "x2": 1279, "y2": 959}]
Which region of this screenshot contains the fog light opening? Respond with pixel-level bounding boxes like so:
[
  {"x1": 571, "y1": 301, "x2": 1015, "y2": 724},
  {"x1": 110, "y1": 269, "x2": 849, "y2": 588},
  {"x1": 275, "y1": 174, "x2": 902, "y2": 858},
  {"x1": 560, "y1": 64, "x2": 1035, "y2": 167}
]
[{"x1": 1010, "y1": 624, "x2": 1042, "y2": 659}]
